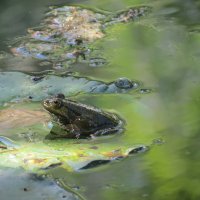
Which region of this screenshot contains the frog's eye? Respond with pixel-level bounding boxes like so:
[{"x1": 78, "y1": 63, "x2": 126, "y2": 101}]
[
  {"x1": 55, "y1": 93, "x2": 65, "y2": 99},
  {"x1": 52, "y1": 99, "x2": 62, "y2": 108}
]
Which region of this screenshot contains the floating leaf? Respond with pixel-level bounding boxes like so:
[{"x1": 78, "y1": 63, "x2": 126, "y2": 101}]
[
  {"x1": 0, "y1": 138, "x2": 149, "y2": 172},
  {"x1": 0, "y1": 72, "x2": 141, "y2": 104}
]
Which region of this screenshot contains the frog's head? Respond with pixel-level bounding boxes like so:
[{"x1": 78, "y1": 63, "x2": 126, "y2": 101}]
[{"x1": 43, "y1": 94, "x2": 69, "y2": 119}]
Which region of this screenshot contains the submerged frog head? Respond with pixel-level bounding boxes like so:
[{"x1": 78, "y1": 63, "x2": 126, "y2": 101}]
[{"x1": 43, "y1": 94, "x2": 123, "y2": 139}]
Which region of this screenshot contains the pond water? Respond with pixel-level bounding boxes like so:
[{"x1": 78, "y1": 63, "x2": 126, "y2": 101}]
[{"x1": 0, "y1": 0, "x2": 200, "y2": 200}]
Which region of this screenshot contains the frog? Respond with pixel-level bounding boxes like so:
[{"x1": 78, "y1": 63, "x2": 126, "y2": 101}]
[{"x1": 43, "y1": 94, "x2": 123, "y2": 139}]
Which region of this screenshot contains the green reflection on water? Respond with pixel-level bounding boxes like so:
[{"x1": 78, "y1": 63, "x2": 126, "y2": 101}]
[{"x1": 62, "y1": 1, "x2": 200, "y2": 199}]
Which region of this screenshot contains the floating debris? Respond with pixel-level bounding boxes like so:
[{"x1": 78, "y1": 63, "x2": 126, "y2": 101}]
[
  {"x1": 110, "y1": 6, "x2": 151, "y2": 23},
  {"x1": 7, "y1": 5, "x2": 151, "y2": 69},
  {"x1": 31, "y1": 76, "x2": 45, "y2": 82},
  {"x1": 114, "y1": 77, "x2": 138, "y2": 89},
  {"x1": 152, "y1": 138, "x2": 165, "y2": 145},
  {"x1": 79, "y1": 160, "x2": 111, "y2": 170},
  {"x1": 139, "y1": 88, "x2": 152, "y2": 94},
  {"x1": 89, "y1": 57, "x2": 108, "y2": 67},
  {"x1": 127, "y1": 145, "x2": 149, "y2": 154}
]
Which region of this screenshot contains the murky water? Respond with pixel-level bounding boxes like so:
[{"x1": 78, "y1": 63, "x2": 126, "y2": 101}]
[{"x1": 1, "y1": 0, "x2": 200, "y2": 200}]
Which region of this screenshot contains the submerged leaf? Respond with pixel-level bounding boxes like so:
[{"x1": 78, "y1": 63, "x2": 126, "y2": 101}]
[
  {"x1": 0, "y1": 72, "x2": 141, "y2": 104},
  {"x1": 0, "y1": 136, "x2": 149, "y2": 172}
]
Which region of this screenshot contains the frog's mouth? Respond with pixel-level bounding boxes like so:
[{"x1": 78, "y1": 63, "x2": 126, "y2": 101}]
[{"x1": 43, "y1": 99, "x2": 54, "y2": 112}]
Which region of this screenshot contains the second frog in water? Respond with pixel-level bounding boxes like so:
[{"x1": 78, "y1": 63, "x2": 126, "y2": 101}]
[{"x1": 43, "y1": 94, "x2": 124, "y2": 139}]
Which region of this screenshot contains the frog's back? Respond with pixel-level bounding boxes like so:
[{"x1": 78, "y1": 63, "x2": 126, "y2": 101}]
[{"x1": 64, "y1": 99, "x2": 119, "y2": 126}]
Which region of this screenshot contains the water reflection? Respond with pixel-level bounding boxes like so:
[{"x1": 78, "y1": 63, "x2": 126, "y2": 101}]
[
  {"x1": 0, "y1": 0, "x2": 85, "y2": 50},
  {"x1": 156, "y1": 0, "x2": 200, "y2": 30}
]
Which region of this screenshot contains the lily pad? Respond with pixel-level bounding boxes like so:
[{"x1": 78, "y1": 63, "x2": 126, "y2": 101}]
[
  {"x1": 0, "y1": 136, "x2": 149, "y2": 172},
  {"x1": 0, "y1": 169, "x2": 79, "y2": 200},
  {"x1": 0, "y1": 71, "x2": 142, "y2": 105}
]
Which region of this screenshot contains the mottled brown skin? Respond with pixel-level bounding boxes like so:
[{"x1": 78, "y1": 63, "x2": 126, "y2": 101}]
[{"x1": 43, "y1": 94, "x2": 122, "y2": 139}]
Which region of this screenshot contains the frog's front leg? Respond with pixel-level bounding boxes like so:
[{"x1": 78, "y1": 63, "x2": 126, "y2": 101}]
[{"x1": 66, "y1": 123, "x2": 82, "y2": 139}]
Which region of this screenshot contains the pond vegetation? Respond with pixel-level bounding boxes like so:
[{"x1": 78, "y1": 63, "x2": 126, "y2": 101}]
[{"x1": 0, "y1": 0, "x2": 200, "y2": 200}]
